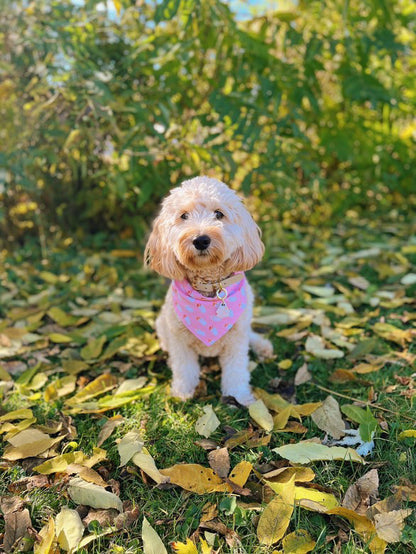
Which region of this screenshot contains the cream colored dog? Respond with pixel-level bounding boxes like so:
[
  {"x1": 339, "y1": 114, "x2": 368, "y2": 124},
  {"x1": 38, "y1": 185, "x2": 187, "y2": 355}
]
[{"x1": 145, "y1": 176, "x2": 273, "y2": 406}]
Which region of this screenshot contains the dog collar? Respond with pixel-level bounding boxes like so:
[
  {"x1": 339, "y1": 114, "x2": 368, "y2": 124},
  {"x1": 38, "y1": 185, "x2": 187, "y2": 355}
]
[
  {"x1": 172, "y1": 274, "x2": 247, "y2": 346},
  {"x1": 191, "y1": 272, "x2": 244, "y2": 294}
]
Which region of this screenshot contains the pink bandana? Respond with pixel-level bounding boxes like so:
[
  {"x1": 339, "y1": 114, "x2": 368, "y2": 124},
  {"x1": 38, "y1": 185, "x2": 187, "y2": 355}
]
[{"x1": 172, "y1": 275, "x2": 247, "y2": 346}]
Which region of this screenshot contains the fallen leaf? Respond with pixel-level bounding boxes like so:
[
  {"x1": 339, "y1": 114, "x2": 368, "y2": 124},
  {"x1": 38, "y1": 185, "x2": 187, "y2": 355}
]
[
  {"x1": 159, "y1": 464, "x2": 228, "y2": 494},
  {"x1": 195, "y1": 405, "x2": 220, "y2": 438},
  {"x1": 273, "y1": 442, "x2": 364, "y2": 464},
  {"x1": 294, "y1": 364, "x2": 312, "y2": 386},
  {"x1": 311, "y1": 396, "x2": 345, "y2": 439},
  {"x1": 2, "y1": 501, "x2": 32, "y2": 554},
  {"x1": 249, "y1": 399, "x2": 274, "y2": 432},
  {"x1": 68, "y1": 477, "x2": 123, "y2": 512},
  {"x1": 341, "y1": 405, "x2": 378, "y2": 442},
  {"x1": 0, "y1": 408, "x2": 33, "y2": 422},
  {"x1": 327, "y1": 507, "x2": 386, "y2": 554},
  {"x1": 398, "y1": 429, "x2": 416, "y2": 440},
  {"x1": 97, "y1": 415, "x2": 124, "y2": 446},
  {"x1": 55, "y1": 508, "x2": 84, "y2": 552},
  {"x1": 257, "y1": 475, "x2": 296, "y2": 545},
  {"x1": 172, "y1": 538, "x2": 198, "y2": 553},
  {"x1": 33, "y1": 517, "x2": 56, "y2": 554},
  {"x1": 66, "y1": 374, "x2": 118, "y2": 406},
  {"x1": 373, "y1": 509, "x2": 412, "y2": 543},
  {"x1": 117, "y1": 430, "x2": 144, "y2": 466},
  {"x1": 132, "y1": 447, "x2": 169, "y2": 484},
  {"x1": 142, "y1": 516, "x2": 167, "y2": 554},
  {"x1": 266, "y1": 482, "x2": 339, "y2": 512},
  {"x1": 254, "y1": 388, "x2": 289, "y2": 412},
  {"x1": 262, "y1": 466, "x2": 315, "y2": 484},
  {"x1": 3, "y1": 429, "x2": 64, "y2": 460},
  {"x1": 80, "y1": 336, "x2": 106, "y2": 360},
  {"x1": 208, "y1": 447, "x2": 230, "y2": 479},
  {"x1": 342, "y1": 469, "x2": 379, "y2": 515},
  {"x1": 373, "y1": 322, "x2": 414, "y2": 347},
  {"x1": 305, "y1": 335, "x2": 344, "y2": 359},
  {"x1": 228, "y1": 461, "x2": 252, "y2": 488},
  {"x1": 282, "y1": 529, "x2": 316, "y2": 553}
]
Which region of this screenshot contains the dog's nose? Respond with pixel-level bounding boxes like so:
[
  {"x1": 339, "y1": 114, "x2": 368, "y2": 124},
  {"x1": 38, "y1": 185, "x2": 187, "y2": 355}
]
[{"x1": 193, "y1": 235, "x2": 211, "y2": 251}]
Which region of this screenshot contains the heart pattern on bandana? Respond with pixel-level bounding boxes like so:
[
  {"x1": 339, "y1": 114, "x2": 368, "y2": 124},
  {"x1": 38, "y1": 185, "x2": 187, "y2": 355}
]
[{"x1": 171, "y1": 275, "x2": 247, "y2": 346}]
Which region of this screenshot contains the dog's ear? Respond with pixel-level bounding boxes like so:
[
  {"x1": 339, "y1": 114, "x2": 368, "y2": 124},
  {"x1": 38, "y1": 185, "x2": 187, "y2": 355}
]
[
  {"x1": 144, "y1": 214, "x2": 185, "y2": 280},
  {"x1": 227, "y1": 204, "x2": 265, "y2": 272}
]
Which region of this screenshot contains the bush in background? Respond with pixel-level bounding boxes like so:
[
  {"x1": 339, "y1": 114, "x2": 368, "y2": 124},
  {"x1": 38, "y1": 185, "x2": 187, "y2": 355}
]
[{"x1": 1, "y1": 0, "x2": 415, "y2": 245}]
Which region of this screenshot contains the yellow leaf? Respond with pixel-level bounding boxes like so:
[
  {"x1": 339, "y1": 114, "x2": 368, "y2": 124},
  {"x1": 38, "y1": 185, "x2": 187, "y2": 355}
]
[
  {"x1": 228, "y1": 461, "x2": 252, "y2": 487},
  {"x1": 34, "y1": 452, "x2": 86, "y2": 474},
  {"x1": 56, "y1": 508, "x2": 84, "y2": 552},
  {"x1": 0, "y1": 408, "x2": 33, "y2": 422},
  {"x1": 273, "y1": 406, "x2": 294, "y2": 430},
  {"x1": 3, "y1": 429, "x2": 64, "y2": 460},
  {"x1": 34, "y1": 517, "x2": 56, "y2": 554},
  {"x1": 311, "y1": 396, "x2": 345, "y2": 439},
  {"x1": 47, "y1": 307, "x2": 78, "y2": 327},
  {"x1": 249, "y1": 399, "x2": 274, "y2": 432},
  {"x1": 327, "y1": 507, "x2": 387, "y2": 554},
  {"x1": 132, "y1": 447, "x2": 169, "y2": 484},
  {"x1": 278, "y1": 359, "x2": 293, "y2": 370},
  {"x1": 199, "y1": 538, "x2": 213, "y2": 554},
  {"x1": 263, "y1": 466, "x2": 315, "y2": 484},
  {"x1": 398, "y1": 429, "x2": 416, "y2": 440},
  {"x1": 66, "y1": 373, "x2": 118, "y2": 406},
  {"x1": 305, "y1": 335, "x2": 344, "y2": 359},
  {"x1": 2, "y1": 418, "x2": 37, "y2": 440},
  {"x1": 49, "y1": 333, "x2": 72, "y2": 343},
  {"x1": 373, "y1": 322, "x2": 414, "y2": 347},
  {"x1": 282, "y1": 529, "x2": 316, "y2": 553},
  {"x1": 254, "y1": 388, "x2": 290, "y2": 412},
  {"x1": 142, "y1": 516, "x2": 168, "y2": 554},
  {"x1": 292, "y1": 402, "x2": 322, "y2": 417},
  {"x1": 44, "y1": 375, "x2": 76, "y2": 402},
  {"x1": 117, "y1": 430, "x2": 143, "y2": 466},
  {"x1": 159, "y1": 464, "x2": 229, "y2": 494},
  {"x1": 267, "y1": 482, "x2": 339, "y2": 512},
  {"x1": 257, "y1": 475, "x2": 296, "y2": 545},
  {"x1": 113, "y1": 0, "x2": 122, "y2": 15},
  {"x1": 172, "y1": 538, "x2": 198, "y2": 553}
]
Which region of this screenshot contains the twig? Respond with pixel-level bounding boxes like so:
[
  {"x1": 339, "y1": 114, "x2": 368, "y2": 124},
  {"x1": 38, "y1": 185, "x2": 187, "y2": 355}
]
[{"x1": 313, "y1": 383, "x2": 416, "y2": 424}]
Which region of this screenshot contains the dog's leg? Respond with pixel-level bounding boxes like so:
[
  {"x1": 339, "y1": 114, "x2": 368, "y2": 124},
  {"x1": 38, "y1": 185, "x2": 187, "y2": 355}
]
[
  {"x1": 220, "y1": 336, "x2": 255, "y2": 406},
  {"x1": 249, "y1": 331, "x2": 274, "y2": 361},
  {"x1": 168, "y1": 342, "x2": 200, "y2": 400}
]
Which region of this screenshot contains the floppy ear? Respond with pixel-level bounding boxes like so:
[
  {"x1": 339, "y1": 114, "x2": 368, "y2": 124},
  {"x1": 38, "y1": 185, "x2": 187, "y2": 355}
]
[
  {"x1": 144, "y1": 214, "x2": 185, "y2": 280},
  {"x1": 226, "y1": 204, "x2": 265, "y2": 272}
]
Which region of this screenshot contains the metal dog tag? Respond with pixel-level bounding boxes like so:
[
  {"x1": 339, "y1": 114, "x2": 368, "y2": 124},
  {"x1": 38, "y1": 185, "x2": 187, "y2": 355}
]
[{"x1": 216, "y1": 302, "x2": 230, "y2": 319}]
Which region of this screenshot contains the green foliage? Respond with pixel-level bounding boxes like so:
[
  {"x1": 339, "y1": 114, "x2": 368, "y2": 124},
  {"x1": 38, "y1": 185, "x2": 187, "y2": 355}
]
[{"x1": 1, "y1": 0, "x2": 415, "y2": 244}]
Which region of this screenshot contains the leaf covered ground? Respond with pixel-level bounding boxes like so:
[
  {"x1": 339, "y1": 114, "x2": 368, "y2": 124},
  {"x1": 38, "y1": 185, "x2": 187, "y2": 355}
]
[{"x1": 1, "y1": 217, "x2": 416, "y2": 553}]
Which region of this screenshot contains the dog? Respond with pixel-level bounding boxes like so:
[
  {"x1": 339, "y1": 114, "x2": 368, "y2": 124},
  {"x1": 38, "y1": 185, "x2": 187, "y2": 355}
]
[{"x1": 144, "y1": 176, "x2": 273, "y2": 406}]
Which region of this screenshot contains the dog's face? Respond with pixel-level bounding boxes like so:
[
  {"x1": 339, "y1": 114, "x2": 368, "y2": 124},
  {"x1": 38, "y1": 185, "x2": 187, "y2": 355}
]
[{"x1": 145, "y1": 177, "x2": 264, "y2": 280}]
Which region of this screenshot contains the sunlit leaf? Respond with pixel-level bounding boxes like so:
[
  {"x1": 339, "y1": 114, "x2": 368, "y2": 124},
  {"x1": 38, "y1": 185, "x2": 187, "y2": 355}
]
[
  {"x1": 68, "y1": 477, "x2": 123, "y2": 512},
  {"x1": 55, "y1": 508, "x2": 84, "y2": 552},
  {"x1": 249, "y1": 399, "x2": 274, "y2": 432},
  {"x1": 273, "y1": 441, "x2": 364, "y2": 464},
  {"x1": 257, "y1": 475, "x2": 296, "y2": 545},
  {"x1": 142, "y1": 516, "x2": 168, "y2": 554},
  {"x1": 195, "y1": 405, "x2": 220, "y2": 438},
  {"x1": 282, "y1": 529, "x2": 316, "y2": 553}
]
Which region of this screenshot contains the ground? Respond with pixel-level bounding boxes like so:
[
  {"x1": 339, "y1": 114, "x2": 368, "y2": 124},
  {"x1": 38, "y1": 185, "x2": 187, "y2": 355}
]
[{"x1": 0, "y1": 215, "x2": 415, "y2": 553}]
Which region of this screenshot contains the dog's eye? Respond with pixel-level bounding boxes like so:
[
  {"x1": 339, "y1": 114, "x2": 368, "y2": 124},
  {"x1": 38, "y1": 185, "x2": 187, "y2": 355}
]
[
  {"x1": 214, "y1": 210, "x2": 224, "y2": 220},
  {"x1": 180, "y1": 212, "x2": 189, "y2": 220}
]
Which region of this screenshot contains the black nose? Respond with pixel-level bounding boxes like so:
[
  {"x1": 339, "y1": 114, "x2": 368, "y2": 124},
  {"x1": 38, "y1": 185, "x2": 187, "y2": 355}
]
[{"x1": 193, "y1": 235, "x2": 211, "y2": 251}]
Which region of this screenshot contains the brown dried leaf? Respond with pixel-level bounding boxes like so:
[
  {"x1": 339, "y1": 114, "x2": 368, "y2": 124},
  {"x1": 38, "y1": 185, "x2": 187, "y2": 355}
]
[
  {"x1": 342, "y1": 469, "x2": 379, "y2": 515},
  {"x1": 208, "y1": 447, "x2": 230, "y2": 479}
]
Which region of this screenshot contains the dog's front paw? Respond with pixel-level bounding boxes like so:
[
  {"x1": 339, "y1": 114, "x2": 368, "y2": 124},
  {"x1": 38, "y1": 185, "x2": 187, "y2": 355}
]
[
  {"x1": 170, "y1": 382, "x2": 197, "y2": 401},
  {"x1": 222, "y1": 386, "x2": 256, "y2": 407}
]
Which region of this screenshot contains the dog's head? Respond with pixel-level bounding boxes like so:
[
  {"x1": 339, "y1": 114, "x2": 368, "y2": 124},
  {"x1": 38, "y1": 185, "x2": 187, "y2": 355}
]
[{"x1": 144, "y1": 177, "x2": 264, "y2": 280}]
